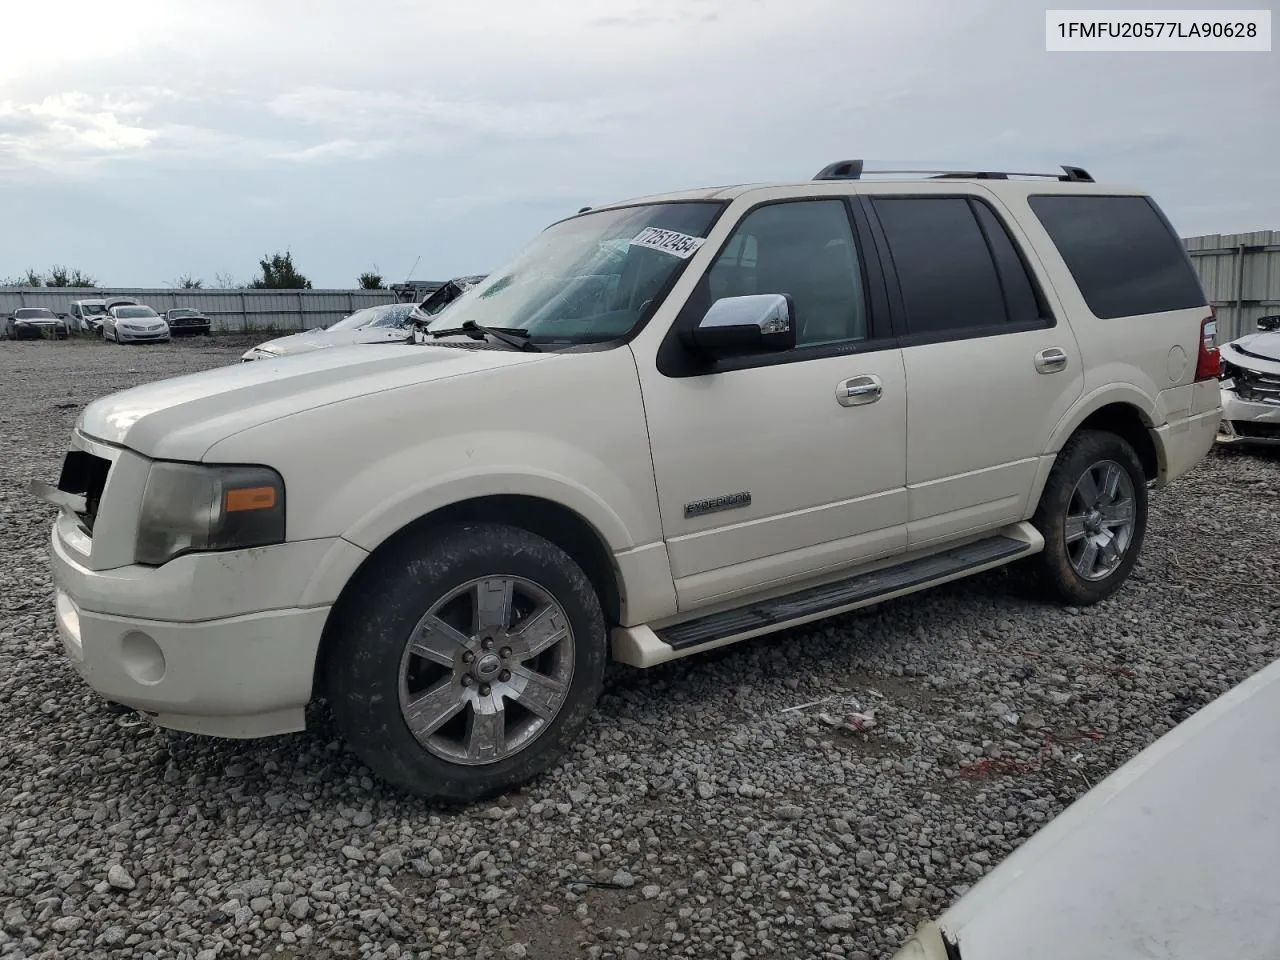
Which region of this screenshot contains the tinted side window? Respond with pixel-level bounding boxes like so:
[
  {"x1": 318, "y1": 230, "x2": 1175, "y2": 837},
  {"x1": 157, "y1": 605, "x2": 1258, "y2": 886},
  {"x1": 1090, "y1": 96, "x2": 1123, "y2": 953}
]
[
  {"x1": 1028, "y1": 195, "x2": 1205, "y2": 319},
  {"x1": 872, "y1": 197, "x2": 1007, "y2": 336},
  {"x1": 707, "y1": 200, "x2": 867, "y2": 346},
  {"x1": 972, "y1": 201, "x2": 1042, "y2": 325}
]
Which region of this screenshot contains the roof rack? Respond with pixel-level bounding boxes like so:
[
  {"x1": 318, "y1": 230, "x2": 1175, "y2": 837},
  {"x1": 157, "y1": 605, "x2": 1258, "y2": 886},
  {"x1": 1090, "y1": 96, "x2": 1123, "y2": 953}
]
[{"x1": 813, "y1": 160, "x2": 1094, "y2": 183}]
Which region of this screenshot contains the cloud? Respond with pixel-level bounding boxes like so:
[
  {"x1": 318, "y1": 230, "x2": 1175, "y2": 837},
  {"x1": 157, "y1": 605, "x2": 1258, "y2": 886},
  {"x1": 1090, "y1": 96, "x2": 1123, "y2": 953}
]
[
  {"x1": 0, "y1": 0, "x2": 1275, "y2": 286},
  {"x1": 0, "y1": 93, "x2": 159, "y2": 176},
  {"x1": 266, "y1": 88, "x2": 609, "y2": 143},
  {"x1": 270, "y1": 138, "x2": 396, "y2": 163}
]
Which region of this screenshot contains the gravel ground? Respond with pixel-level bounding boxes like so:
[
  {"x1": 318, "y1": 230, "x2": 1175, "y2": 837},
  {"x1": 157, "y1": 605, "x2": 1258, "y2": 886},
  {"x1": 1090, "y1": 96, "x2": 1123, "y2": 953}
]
[{"x1": 1, "y1": 337, "x2": 1277, "y2": 960}]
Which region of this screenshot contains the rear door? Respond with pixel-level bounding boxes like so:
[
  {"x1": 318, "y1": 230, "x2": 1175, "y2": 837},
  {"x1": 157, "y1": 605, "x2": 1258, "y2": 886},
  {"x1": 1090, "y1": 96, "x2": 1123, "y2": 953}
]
[{"x1": 859, "y1": 187, "x2": 1085, "y2": 548}]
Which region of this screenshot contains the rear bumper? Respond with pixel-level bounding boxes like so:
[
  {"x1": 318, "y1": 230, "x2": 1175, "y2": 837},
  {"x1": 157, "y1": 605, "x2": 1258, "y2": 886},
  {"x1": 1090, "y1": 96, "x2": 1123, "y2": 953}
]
[{"x1": 1155, "y1": 407, "x2": 1220, "y2": 483}]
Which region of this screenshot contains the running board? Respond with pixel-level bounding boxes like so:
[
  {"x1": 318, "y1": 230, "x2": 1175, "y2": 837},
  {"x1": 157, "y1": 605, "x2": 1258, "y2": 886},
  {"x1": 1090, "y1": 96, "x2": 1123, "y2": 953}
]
[{"x1": 612, "y1": 524, "x2": 1042, "y2": 668}]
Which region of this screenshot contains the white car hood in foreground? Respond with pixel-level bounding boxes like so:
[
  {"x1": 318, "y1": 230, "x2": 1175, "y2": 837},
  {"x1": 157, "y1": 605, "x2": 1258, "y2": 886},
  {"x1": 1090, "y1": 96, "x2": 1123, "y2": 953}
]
[
  {"x1": 78, "y1": 343, "x2": 549, "y2": 461},
  {"x1": 250, "y1": 325, "x2": 412, "y2": 357},
  {"x1": 893, "y1": 656, "x2": 1280, "y2": 959}
]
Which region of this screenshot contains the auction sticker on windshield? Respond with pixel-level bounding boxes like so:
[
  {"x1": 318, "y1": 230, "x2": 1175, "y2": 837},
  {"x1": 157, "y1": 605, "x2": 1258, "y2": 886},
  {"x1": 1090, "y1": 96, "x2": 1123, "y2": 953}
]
[{"x1": 630, "y1": 227, "x2": 706, "y2": 259}]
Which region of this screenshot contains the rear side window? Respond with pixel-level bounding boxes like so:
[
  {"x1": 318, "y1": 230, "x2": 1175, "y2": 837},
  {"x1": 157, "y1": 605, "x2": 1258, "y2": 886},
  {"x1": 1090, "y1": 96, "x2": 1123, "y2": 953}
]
[
  {"x1": 871, "y1": 197, "x2": 1042, "y2": 337},
  {"x1": 1028, "y1": 195, "x2": 1205, "y2": 319},
  {"x1": 972, "y1": 202, "x2": 1041, "y2": 326}
]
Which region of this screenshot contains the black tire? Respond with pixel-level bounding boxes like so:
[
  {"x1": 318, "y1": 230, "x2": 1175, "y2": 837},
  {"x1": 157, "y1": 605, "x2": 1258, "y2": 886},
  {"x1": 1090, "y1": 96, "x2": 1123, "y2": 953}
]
[
  {"x1": 324, "y1": 522, "x2": 607, "y2": 803},
  {"x1": 1030, "y1": 429, "x2": 1148, "y2": 606}
]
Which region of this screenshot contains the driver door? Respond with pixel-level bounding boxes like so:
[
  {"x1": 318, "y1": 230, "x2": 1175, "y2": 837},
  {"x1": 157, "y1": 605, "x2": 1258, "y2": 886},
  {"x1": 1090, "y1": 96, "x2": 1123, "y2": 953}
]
[{"x1": 636, "y1": 197, "x2": 909, "y2": 611}]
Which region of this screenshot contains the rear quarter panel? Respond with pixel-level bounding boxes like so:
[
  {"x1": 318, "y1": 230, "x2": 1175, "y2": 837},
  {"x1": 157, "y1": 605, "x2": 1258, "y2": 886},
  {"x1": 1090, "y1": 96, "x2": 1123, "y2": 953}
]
[{"x1": 999, "y1": 187, "x2": 1213, "y2": 454}]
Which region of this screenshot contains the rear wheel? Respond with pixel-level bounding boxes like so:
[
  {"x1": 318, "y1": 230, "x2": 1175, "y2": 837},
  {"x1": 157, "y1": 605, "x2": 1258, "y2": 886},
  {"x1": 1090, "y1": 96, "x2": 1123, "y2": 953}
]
[
  {"x1": 324, "y1": 523, "x2": 607, "y2": 802},
  {"x1": 1030, "y1": 429, "x2": 1148, "y2": 605}
]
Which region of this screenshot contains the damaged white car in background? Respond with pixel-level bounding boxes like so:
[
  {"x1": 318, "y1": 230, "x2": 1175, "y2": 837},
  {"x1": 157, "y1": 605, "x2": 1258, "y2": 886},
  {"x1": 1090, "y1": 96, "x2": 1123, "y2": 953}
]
[
  {"x1": 892, "y1": 655, "x2": 1280, "y2": 960},
  {"x1": 241, "y1": 302, "x2": 418, "y2": 361},
  {"x1": 1217, "y1": 314, "x2": 1280, "y2": 446}
]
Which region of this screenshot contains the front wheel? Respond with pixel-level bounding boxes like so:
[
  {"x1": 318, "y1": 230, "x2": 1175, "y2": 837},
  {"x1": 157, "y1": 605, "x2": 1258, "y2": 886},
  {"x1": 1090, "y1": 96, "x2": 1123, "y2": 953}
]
[
  {"x1": 324, "y1": 523, "x2": 607, "y2": 802},
  {"x1": 1030, "y1": 429, "x2": 1148, "y2": 605}
]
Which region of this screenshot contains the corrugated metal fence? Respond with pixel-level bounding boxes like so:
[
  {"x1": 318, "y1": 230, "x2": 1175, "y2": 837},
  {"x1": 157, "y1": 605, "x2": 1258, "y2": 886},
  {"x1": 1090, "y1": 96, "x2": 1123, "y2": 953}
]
[
  {"x1": 0, "y1": 287, "x2": 412, "y2": 332},
  {"x1": 1184, "y1": 231, "x2": 1280, "y2": 342}
]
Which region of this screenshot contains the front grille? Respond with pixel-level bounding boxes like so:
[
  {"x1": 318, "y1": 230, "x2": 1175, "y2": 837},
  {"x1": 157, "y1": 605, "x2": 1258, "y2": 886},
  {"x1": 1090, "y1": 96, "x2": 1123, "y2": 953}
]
[
  {"x1": 57, "y1": 450, "x2": 112, "y2": 534},
  {"x1": 1227, "y1": 364, "x2": 1280, "y2": 406}
]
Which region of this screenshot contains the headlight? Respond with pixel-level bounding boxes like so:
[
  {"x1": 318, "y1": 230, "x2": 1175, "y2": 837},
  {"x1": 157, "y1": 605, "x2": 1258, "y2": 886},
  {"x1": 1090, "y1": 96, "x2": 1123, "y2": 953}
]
[{"x1": 135, "y1": 462, "x2": 285, "y2": 565}]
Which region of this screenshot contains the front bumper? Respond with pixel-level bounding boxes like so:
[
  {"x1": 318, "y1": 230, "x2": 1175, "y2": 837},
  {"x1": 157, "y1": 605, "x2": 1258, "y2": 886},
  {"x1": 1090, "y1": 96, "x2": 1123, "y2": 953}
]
[
  {"x1": 12, "y1": 324, "x2": 66, "y2": 339},
  {"x1": 116, "y1": 328, "x2": 171, "y2": 343},
  {"x1": 1217, "y1": 389, "x2": 1280, "y2": 446},
  {"x1": 48, "y1": 519, "x2": 350, "y2": 738},
  {"x1": 169, "y1": 322, "x2": 211, "y2": 335}
]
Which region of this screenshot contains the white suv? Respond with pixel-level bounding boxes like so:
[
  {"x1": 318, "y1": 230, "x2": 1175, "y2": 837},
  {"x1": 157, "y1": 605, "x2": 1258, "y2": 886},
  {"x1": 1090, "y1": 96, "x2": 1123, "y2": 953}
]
[{"x1": 36, "y1": 162, "x2": 1222, "y2": 801}]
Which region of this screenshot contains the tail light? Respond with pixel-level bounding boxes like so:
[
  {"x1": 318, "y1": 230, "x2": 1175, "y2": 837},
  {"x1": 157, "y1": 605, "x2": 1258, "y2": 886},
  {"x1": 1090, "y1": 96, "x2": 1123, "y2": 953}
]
[{"x1": 1195, "y1": 314, "x2": 1220, "y2": 381}]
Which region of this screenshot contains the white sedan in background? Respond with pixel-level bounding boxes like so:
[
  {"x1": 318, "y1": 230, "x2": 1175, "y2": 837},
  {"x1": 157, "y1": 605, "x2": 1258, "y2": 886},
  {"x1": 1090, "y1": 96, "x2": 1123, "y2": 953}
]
[
  {"x1": 102, "y1": 304, "x2": 171, "y2": 344},
  {"x1": 240, "y1": 302, "x2": 417, "y2": 361},
  {"x1": 1217, "y1": 315, "x2": 1280, "y2": 446}
]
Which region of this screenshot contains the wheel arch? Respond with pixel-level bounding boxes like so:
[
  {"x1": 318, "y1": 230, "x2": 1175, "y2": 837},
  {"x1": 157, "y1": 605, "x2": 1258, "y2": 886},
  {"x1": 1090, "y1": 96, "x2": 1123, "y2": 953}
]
[
  {"x1": 313, "y1": 494, "x2": 624, "y2": 699},
  {"x1": 1032, "y1": 391, "x2": 1163, "y2": 512}
]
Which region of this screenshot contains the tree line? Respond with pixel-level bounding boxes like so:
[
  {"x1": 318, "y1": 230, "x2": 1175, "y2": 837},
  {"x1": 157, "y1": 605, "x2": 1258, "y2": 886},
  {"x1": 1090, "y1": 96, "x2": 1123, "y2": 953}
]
[{"x1": 1, "y1": 251, "x2": 389, "y2": 291}]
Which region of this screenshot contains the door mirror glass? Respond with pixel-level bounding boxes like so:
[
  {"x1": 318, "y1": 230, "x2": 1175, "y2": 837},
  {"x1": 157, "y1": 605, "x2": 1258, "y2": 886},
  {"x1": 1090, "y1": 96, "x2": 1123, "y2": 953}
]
[{"x1": 682, "y1": 293, "x2": 796, "y2": 357}]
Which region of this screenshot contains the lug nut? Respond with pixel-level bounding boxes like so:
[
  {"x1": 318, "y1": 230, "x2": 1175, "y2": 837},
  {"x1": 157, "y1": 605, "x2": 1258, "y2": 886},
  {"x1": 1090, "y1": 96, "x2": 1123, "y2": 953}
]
[
  {"x1": 499, "y1": 670, "x2": 511, "y2": 682},
  {"x1": 461, "y1": 676, "x2": 473, "y2": 687},
  {"x1": 500, "y1": 646, "x2": 512, "y2": 659},
  {"x1": 480, "y1": 684, "x2": 491, "y2": 696},
  {"x1": 482, "y1": 638, "x2": 494, "y2": 651},
  {"x1": 462, "y1": 651, "x2": 475, "y2": 664}
]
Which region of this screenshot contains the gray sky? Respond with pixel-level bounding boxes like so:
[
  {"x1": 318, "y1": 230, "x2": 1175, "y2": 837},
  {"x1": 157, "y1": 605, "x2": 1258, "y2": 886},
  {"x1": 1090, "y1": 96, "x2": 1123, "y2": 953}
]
[{"x1": 1, "y1": 0, "x2": 1276, "y2": 288}]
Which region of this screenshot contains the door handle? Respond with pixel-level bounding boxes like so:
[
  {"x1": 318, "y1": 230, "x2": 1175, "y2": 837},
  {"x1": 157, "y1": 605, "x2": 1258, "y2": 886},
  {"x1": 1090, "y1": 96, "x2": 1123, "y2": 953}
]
[
  {"x1": 1034, "y1": 347, "x2": 1068, "y2": 374},
  {"x1": 836, "y1": 375, "x2": 882, "y2": 407}
]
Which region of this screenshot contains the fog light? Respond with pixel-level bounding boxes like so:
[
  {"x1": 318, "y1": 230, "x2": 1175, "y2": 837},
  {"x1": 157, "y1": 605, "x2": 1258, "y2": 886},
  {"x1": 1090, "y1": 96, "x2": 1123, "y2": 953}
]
[{"x1": 121, "y1": 631, "x2": 166, "y2": 684}]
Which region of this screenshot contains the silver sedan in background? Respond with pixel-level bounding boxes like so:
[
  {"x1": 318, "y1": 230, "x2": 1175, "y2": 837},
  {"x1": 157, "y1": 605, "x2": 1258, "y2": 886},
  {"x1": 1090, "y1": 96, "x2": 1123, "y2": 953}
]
[{"x1": 102, "y1": 304, "x2": 171, "y2": 344}]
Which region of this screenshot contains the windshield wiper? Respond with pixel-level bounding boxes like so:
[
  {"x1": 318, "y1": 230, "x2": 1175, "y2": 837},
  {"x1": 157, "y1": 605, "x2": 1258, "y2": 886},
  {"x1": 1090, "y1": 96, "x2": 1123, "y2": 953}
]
[{"x1": 429, "y1": 320, "x2": 540, "y2": 352}]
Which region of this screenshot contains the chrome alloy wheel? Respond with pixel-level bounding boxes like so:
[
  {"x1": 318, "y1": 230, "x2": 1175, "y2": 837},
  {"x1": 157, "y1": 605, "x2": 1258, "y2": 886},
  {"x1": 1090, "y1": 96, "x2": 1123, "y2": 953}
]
[
  {"x1": 1064, "y1": 459, "x2": 1137, "y2": 581},
  {"x1": 397, "y1": 576, "x2": 575, "y2": 765}
]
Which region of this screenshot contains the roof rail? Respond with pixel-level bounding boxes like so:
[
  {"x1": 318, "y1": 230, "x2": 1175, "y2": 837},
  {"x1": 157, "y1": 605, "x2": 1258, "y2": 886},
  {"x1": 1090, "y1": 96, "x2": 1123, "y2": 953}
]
[
  {"x1": 813, "y1": 159, "x2": 864, "y2": 180},
  {"x1": 812, "y1": 160, "x2": 1094, "y2": 183}
]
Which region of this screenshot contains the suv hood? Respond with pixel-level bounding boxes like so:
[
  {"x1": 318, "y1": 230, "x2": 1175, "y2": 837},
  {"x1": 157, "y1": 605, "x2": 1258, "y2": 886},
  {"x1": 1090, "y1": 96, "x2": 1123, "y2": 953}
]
[
  {"x1": 1227, "y1": 331, "x2": 1280, "y2": 364},
  {"x1": 78, "y1": 342, "x2": 550, "y2": 461}
]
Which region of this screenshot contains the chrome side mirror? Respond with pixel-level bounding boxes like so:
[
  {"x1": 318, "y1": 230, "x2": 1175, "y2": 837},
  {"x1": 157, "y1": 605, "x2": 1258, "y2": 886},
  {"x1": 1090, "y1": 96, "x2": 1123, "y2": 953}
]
[{"x1": 682, "y1": 293, "x2": 797, "y2": 358}]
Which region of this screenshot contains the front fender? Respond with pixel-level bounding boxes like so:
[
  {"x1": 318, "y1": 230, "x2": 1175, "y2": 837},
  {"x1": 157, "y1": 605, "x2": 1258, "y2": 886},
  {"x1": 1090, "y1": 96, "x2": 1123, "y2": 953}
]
[
  {"x1": 339, "y1": 449, "x2": 640, "y2": 554},
  {"x1": 202, "y1": 347, "x2": 664, "y2": 557}
]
